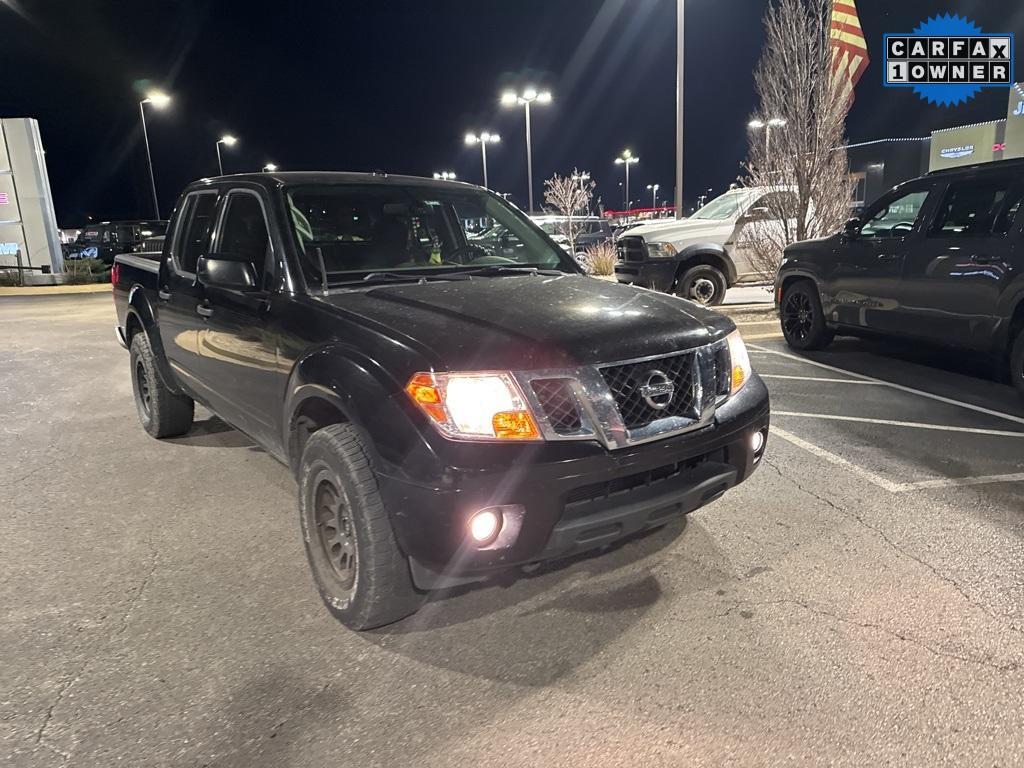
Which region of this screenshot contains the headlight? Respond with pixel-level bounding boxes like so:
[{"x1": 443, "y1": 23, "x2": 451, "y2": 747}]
[
  {"x1": 405, "y1": 372, "x2": 541, "y2": 441},
  {"x1": 726, "y1": 330, "x2": 752, "y2": 395},
  {"x1": 647, "y1": 242, "x2": 677, "y2": 259}
]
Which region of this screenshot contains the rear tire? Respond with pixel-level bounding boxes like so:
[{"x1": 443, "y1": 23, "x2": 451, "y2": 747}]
[
  {"x1": 780, "y1": 280, "x2": 835, "y2": 351},
  {"x1": 675, "y1": 264, "x2": 727, "y2": 306},
  {"x1": 1010, "y1": 329, "x2": 1024, "y2": 402},
  {"x1": 298, "y1": 423, "x2": 420, "y2": 630},
  {"x1": 130, "y1": 332, "x2": 194, "y2": 438}
]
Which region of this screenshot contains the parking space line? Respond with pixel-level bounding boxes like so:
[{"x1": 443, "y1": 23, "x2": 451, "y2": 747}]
[
  {"x1": 902, "y1": 473, "x2": 1024, "y2": 491},
  {"x1": 745, "y1": 333, "x2": 784, "y2": 340},
  {"x1": 771, "y1": 426, "x2": 1024, "y2": 493},
  {"x1": 769, "y1": 426, "x2": 906, "y2": 493},
  {"x1": 750, "y1": 345, "x2": 1024, "y2": 427},
  {"x1": 761, "y1": 374, "x2": 882, "y2": 384},
  {"x1": 773, "y1": 411, "x2": 1024, "y2": 438}
]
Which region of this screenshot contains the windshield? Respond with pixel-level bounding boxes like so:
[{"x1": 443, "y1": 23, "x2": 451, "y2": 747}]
[
  {"x1": 691, "y1": 189, "x2": 757, "y2": 220},
  {"x1": 286, "y1": 184, "x2": 577, "y2": 287}
]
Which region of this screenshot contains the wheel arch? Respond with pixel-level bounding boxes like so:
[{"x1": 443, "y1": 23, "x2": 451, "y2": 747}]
[
  {"x1": 674, "y1": 244, "x2": 737, "y2": 287},
  {"x1": 283, "y1": 345, "x2": 436, "y2": 478},
  {"x1": 126, "y1": 286, "x2": 181, "y2": 393}
]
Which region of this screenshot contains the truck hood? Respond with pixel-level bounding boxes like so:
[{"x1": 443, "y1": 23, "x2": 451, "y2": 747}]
[
  {"x1": 625, "y1": 217, "x2": 732, "y2": 244},
  {"x1": 316, "y1": 274, "x2": 733, "y2": 370}
]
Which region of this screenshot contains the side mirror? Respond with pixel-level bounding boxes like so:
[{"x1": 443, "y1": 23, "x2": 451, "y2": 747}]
[
  {"x1": 842, "y1": 217, "x2": 861, "y2": 239},
  {"x1": 197, "y1": 254, "x2": 257, "y2": 291}
]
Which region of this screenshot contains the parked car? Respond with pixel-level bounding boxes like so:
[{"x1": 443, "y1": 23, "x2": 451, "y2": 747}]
[
  {"x1": 112, "y1": 172, "x2": 770, "y2": 629},
  {"x1": 615, "y1": 187, "x2": 798, "y2": 306},
  {"x1": 133, "y1": 235, "x2": 166, "y2": 256},
  {"x1": 67, "y1": 220, "x2": 168, "y2": 264},
  {"x1": 530, "y1": 215, "x2": 614, "y2": 256},
  {"x1": 776, "y1": 159, "x2": 1024, "y2": 401}
]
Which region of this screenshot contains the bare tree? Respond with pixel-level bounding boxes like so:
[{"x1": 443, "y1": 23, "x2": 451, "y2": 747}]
[
  {"x1": 543, "y1": 169, "x2": 595, "y2": 257},
  {"x1": 741, "y1": 0, "x2": 853, "y2": 281}
]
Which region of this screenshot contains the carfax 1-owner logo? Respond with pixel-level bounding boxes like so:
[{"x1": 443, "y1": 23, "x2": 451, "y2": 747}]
[{"x1": 884, "y1": 14, "x2": 1014, "y2": 106}]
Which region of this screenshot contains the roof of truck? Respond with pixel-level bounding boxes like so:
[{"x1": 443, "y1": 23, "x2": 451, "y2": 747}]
[{"x1": 190, "y1": 171, "x2": 482, "y2": 191}]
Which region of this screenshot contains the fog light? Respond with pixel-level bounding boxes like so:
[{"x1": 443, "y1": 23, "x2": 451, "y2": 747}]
[
  {"x1": 751, "y1": 430, "x2": 766, "y2": 455},
  {"x1": 469, "y1": 508, "x2": 502, "y2": 545}
]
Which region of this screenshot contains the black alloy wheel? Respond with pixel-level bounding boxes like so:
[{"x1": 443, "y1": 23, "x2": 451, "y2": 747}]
[
  {"x1": 779, "y1": 281, "x2": 834, "y2": 351},
  {"x1": 314, "y1": 479, "x2": 357, "y2": 589},
  {"x1": 782, "y1": 290, "x2": 814, "y2": 343},
  {"x1": 135, "y1": 360, "x2": 152, "y2": 419}
]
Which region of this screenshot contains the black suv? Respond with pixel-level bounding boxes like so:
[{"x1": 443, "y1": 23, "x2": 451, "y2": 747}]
[
  {"x1": 68, "y1": 220, "x2": 168, "y2": 264},
  {"x1": 776, "y1": 159, "x2": 1024, "y2": 400}
]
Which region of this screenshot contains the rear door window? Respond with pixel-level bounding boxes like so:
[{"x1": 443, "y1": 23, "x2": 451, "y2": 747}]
[
  {"x1": 173, "y1": 192, "x2": 219, "y2": 274},
  {"x1": 929, "y1": 178, "x2": 1013, "y2": 237}
]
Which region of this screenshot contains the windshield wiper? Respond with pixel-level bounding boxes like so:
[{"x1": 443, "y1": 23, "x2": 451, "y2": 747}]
[
  {"x1": 338, "y1": 271, "x2": 462, "y2": 286},
  {"x1": 455, "y1": 265, "x2": 565, "y2": 277}
]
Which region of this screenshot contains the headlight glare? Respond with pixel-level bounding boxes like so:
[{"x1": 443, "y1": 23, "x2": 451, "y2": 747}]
[
  {"x1": 405, "y1": 372, "x2": 541, "y2": 441},
  {"x1": 726, "y1": 330, "x2": 752, "y2": 395}
]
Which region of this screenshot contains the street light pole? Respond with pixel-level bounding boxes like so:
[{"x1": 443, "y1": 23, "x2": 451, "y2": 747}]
[
  {"x1": 138, "y1": 90, "x2": 170, "y2": 219},
  {"x1": 647, "y1": 183, "x2": 660, "y2": 209},
  {"x1": 675, "y1": 0, "x2": 684, "y2": 219},
  {"x1": 216, "y1": 135, "x2": 237, "y2": 176},
  {"x1": 748, "y1": 118, "x2": 786, "y2": 165},
  {"x1": 615, "y1": 150, "x2": 639, "y2": 220},
  {"x1": 501, "y1": 87, "x2": 552, "y2": 213},
  {"x1": 465, "y1": 132, "x2": 500, "y2": 188}
]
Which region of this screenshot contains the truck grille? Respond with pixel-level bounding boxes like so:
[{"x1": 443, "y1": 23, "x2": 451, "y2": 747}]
[
  {"x1": 616, "y1": 236, "x2": 646, "y2": 263},
  {"x1": 599, "y1": 352, "x2": 699, "y2": 430},
  {"x1": 531, "y1": 378, "x2": 583, "y2": 434}
]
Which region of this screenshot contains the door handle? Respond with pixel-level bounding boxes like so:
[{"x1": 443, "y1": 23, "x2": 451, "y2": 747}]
[
  {"x1": 877, "y1": 253, "x2": 900, "y2": 261},
  {"x1": 196, "y1": 303, "x2": 215, "y2": 318},
  {"x1": 970, "y1": 254, "x2": 995, "y2": 264},
  {"x1": 158, "y1": 289, "x2": 171, "y2": 301}
]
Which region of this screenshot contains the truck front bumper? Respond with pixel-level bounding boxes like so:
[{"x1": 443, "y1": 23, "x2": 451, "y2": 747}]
[
  {"x1": 377, "y1": 374, "x2": 770, "y2": 589},
  {"x1": 615, "y1": 260, "x2": 677, "y2": 293}
]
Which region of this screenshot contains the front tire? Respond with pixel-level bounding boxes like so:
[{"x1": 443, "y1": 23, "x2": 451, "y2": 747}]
[
  {"x1": 780, "y1": 280, "x2": 835, "y2": 351},
  {"x1": 298, "y1": 423, "x2": 420, "y2": 630},
  {"x1": 130, "y1": 332, "x2": 194, "y2": 438},
  {"x1": 1010, "y1": 328, "x2": 1024, "y2": 402},
  {"x1": 675, "y1": 264, "x2": 727, "y2": 306}
]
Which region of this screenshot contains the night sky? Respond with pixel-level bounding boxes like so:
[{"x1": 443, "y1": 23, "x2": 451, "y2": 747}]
[{"x1": 2, "y1": 0, "x2": 1022, "y2": 226}]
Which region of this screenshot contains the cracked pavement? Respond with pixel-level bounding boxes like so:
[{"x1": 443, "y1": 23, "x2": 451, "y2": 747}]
[{"x1": 2, "y1": 293, "x2": 1024, "y2": 766}]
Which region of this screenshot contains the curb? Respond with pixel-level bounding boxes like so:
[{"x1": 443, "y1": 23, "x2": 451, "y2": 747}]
[
  {"x1": 719, "y1": 303, "x2": 777, "y2": 320},
  {"x1": 0, "y1": 283, "x2": 111, "y2": 297}
]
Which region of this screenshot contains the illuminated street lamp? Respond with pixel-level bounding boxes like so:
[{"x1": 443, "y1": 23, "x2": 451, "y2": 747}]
[
  {"x1": 748, "y1": 117, "x2": 787, "y2": 159},
  {"x1": 647, "y1": 183, "x2": 660, "y2": 208},
  {"x1": 614, "y1": 150, "x2": 639, "y2": 219},
  {"x1": 464, "y1": 132, "x2": 500, "y2": 189},
  {"x1": 500, "y1": 86, "x2": 552, "y2": 213},
  {"x1": 433, "y1": 171, "x2": 456, "y2": 180},
  {"x1": 216, "y1": 135, "x2": 238, "y2": 175},
  {"x1": 139, "y1": 90, "x2": 171, "y2": 218},
  {"x1": 262, "y1": 163, "x2": 278, "y2": 172}
]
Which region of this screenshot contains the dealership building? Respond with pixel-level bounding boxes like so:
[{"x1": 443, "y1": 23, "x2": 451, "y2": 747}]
[
  {"x1": 847, "y1": 82, "x2": 1024, "y2": 209},
  {"x1": 0, "y1": 117, "x2": 63, "y2": 276}
]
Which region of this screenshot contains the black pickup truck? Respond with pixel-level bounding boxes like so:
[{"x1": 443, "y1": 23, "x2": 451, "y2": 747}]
[{"x1": 113, "y1": 172, "x2": 770, "y2": 629}]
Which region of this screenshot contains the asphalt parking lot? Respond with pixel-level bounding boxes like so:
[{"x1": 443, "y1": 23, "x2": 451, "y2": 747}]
[{"x1": 4, "y1": 292, "x2": 1024, "y2": 767}]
